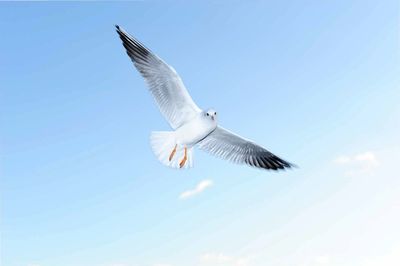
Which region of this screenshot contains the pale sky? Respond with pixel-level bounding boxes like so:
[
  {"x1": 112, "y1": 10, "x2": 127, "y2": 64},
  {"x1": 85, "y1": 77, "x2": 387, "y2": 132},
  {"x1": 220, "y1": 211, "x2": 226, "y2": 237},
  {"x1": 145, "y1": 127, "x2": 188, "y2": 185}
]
[{"x1": 1, "y1": 1, "x2": 399, "y2": 266}]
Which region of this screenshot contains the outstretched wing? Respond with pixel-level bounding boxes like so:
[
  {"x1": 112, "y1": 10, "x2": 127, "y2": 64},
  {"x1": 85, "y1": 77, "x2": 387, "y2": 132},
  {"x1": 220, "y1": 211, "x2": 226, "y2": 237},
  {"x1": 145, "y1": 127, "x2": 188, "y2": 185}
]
[
  {"x1": 116, "y1": 25, "x2": 201, "y2": 129},
  {"x1": 198, "y1": 126, "x2": 294, "y2": 171}
]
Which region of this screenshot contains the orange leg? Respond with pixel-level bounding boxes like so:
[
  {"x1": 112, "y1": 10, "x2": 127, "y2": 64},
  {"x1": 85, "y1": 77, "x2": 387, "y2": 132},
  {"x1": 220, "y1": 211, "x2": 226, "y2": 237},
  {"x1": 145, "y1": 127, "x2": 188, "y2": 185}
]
[
  {"x1": 179, "y1": 146, "x2": 187, "y2": 168},
  {"x1": 169, "y1": 144, "x2": 177, "y2": 161}
]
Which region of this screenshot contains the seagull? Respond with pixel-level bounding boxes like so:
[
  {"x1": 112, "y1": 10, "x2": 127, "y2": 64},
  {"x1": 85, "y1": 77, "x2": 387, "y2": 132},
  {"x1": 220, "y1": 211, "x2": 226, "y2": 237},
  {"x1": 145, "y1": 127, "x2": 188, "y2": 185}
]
[{"x1": 116, "y1": 25, "x2": 294, "y2": 170}]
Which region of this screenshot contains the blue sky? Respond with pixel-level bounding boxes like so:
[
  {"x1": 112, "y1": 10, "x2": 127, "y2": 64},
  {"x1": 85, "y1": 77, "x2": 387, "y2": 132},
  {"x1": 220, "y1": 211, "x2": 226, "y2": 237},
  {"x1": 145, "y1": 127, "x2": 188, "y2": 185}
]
[{"x1": 1, "y1": 1, "x2": 399, "y2": 266}]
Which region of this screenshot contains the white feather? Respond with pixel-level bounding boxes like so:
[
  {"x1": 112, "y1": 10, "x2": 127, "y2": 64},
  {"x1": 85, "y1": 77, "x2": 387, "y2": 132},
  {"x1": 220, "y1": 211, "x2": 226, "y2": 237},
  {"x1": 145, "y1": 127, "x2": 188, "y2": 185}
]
[{"x1": 150, "y1": 131, "x2": 193, "y2": 169}]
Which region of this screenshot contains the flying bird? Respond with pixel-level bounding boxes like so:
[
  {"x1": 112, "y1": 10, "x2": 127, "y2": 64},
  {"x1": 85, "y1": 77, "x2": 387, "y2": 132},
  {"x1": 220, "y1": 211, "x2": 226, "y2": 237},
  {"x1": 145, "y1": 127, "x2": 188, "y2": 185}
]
[{"x1": 116, "y1": 25, "x2": 294, "y2": 170}]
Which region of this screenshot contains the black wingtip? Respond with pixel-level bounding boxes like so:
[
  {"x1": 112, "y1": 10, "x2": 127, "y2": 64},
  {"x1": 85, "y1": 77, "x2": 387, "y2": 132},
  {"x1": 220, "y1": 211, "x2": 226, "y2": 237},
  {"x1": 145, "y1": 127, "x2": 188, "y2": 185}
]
[
  {"x1": 115, "y1": 24, "x2": 120, "y2": 30},
  {"x1": 280, "y1": 162, "x2": 298, "y2": 171},
  {"x1": 283, "y1": 161, "x2": 297, "y2": 170},
  {"x1": 269, "y1": 154, "x2": 296, "y2": 171}
]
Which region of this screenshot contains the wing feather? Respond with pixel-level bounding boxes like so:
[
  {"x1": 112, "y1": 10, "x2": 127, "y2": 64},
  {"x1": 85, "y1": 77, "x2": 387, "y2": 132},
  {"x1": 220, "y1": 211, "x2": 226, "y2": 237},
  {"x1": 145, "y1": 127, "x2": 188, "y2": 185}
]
[
  {"x1": 198, "y1": 126, "x2": 294, "y2": 171},
  {"x1": 116, "y1": 25, "x2": 201, "y2": 129}
]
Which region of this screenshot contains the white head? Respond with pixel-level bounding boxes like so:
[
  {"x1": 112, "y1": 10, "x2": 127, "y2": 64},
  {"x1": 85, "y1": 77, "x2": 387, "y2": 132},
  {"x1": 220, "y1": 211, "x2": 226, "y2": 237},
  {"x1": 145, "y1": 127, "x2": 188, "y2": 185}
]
[{"x1": 203, "y1": 108, "x2": 217, "y2": 122}]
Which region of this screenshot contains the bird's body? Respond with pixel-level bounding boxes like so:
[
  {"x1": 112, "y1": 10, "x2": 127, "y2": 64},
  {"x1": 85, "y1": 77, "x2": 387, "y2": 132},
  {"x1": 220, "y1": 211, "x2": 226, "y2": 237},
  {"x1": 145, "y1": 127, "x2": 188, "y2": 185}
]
[
  {"x1": 150, "y1": 110, "x2": 217, "y2": 169},
  {"x1": 175, "y1": 111, "x2": 217, "y2": 147},
  {"x1": 116, "y1": 25, "x2": 295, "y2": 171}
]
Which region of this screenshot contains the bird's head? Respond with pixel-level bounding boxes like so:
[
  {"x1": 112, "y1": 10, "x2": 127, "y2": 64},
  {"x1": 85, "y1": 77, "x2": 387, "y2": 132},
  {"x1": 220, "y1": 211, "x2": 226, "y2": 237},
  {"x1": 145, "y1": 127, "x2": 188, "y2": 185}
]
[{"x1": 204, "y1": 108, "x2": 217, "y2": 122}]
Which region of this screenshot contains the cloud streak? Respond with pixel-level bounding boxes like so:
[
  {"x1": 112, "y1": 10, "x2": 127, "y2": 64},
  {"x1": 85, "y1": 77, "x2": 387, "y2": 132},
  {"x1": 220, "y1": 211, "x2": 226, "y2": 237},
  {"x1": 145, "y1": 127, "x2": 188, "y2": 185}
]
[
  {"x1": 334, "y1": 151, "x2": 379, "y2": 175},
  {"x1": 179, "y1": 180, "x2": 213, "y2": 199},
  {"x1": 201, "y1": 252, "x2": 249, "y2": 266}
]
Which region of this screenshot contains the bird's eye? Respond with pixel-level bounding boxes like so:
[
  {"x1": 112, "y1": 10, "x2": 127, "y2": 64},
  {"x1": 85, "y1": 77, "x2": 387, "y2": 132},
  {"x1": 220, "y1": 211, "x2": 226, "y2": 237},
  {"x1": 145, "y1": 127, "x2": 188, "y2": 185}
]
[
  {"x1": 214, "y1": 112, "x2": 217, "y2": 115},
  {"x1": 206, "y1": 113, "x2": 209, "y2": 116}
]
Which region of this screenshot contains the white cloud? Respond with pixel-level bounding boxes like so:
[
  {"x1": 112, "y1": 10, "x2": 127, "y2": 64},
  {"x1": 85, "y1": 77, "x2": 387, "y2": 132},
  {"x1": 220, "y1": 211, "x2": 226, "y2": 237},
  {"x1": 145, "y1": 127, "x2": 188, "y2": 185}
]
[
  {"x1": 201, "y1": 252, "x2": 249, "y2": 266},
  {"x1": 333, "y1": 151, "x2": 379, "y2": 175},
  {"x1": 354, "y1": 151, "x2": 379, "y2": 167},
  {"x1": 314, "y1": 255, "x2": 331, "y2": 265},
  {"x1": 179, "y1": 180, "x2": 213, "y2": 199}
]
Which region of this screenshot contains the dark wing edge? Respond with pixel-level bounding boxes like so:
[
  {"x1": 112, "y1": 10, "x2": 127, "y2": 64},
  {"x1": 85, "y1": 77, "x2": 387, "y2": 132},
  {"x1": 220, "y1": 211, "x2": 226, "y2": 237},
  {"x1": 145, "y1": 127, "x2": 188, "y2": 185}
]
[
  {"x1": 115, "y1": 25, "x2": 154, "y2": 67},
  {"x1": 198, "y1": 126, "x2": 296, "y2": 171},
  {"x1": 115, "y1": 25, "x2": 201, "y2": 129}
]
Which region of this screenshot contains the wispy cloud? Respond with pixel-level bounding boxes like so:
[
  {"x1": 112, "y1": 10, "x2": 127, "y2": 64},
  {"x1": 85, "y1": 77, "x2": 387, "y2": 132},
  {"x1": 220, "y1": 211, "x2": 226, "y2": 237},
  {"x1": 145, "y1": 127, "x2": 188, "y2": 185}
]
[
  {"x1": 179, "y1": 180, "x2": 213, "y2": 199},
  {"x1": 201, "y1": 252, "x2": 249, "y2": 266},
  {"x1": 333, "y1": 151, "x2": 379, "y2": 175}
]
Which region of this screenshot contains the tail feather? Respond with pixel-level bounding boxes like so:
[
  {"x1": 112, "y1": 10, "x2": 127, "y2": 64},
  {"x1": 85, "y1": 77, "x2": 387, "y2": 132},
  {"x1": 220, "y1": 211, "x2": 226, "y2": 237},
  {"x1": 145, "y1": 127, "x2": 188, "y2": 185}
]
[{"x1": 150, "y1": 131, "x2": 193, "y2": 169}]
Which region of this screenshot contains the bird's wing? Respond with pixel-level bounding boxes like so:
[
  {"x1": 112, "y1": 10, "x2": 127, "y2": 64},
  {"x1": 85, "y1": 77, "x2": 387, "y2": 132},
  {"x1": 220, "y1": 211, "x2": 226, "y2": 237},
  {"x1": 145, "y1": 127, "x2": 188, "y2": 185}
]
[
  {"x1": 198, "y1": 126, "x2": 294, "y2": 170},
  {"x1": 116, "y1": 25, "x2": 201, "y2": 129}
]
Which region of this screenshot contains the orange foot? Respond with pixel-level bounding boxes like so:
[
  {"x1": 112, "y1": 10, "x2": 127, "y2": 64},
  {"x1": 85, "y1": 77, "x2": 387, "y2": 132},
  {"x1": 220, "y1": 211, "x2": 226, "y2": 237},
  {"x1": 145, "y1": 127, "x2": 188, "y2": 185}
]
[
  {"x1": 169, "y1": 144, "x2": 177, "y2": 161},
  {"x1": 179, "y1": 147, "x2": 187, "y2": 168}
]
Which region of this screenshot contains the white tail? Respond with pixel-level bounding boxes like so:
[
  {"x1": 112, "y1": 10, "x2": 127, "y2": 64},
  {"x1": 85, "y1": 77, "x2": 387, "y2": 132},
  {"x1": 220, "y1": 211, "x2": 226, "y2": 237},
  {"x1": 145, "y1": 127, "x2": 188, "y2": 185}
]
[{"x1": 150, "y1": 131, "x2": 193, "y2": 169}]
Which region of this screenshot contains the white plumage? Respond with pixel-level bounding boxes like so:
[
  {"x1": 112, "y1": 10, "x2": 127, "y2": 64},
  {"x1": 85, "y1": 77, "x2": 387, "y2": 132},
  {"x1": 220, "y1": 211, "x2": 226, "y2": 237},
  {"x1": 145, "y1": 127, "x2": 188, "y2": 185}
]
[{"x1": 116, "y1": 25, "x2": 294, "y2": 170}]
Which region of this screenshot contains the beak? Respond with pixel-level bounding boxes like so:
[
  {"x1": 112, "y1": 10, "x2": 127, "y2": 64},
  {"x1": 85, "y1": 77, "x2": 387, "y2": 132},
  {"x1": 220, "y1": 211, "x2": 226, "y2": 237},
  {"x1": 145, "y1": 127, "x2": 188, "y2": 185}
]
[{"x1": 211, "y1": 116, "x2": 215, "y2": 121}]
